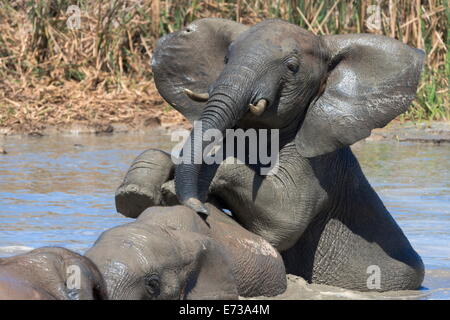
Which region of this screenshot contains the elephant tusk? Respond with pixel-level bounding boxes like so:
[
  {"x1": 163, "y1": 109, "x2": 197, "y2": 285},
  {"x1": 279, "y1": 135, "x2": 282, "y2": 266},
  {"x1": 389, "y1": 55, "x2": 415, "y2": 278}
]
[
  {"x1": 184, "y1": 88, "x2": 209, "y2": 102},
  {"x1": 248, "y1": 99, "x2": 267, "y2": 116}
]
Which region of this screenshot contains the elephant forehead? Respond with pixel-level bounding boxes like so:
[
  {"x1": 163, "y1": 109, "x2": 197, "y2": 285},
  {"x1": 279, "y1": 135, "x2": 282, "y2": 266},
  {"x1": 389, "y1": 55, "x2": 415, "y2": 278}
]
[
  {"x1": 102, "y1": 231, "x2": 184, "y2": 268},
  {"x1": 232, "y1": 21, "x2": 317, "y2": 56},
  {"x1": 103, "y1": 260, "x2": 128, "y2": 275},
  {"x1": 92, "y1": 246, "x2": 153, "y2": 279}
]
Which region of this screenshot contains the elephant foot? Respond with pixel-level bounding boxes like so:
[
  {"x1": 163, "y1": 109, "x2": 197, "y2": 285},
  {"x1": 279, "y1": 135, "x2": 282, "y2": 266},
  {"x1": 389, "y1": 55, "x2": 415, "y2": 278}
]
[
  {"x1": 115, "y1": 149, "x2": 174, "y2": 218},
  {"x1": 115, "y1": 184, "x2": 160, "y2": 218}
]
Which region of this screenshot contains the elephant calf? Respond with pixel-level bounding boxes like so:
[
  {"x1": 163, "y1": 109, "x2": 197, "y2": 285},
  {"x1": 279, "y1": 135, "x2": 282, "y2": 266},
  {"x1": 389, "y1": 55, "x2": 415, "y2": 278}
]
[
  {"x1": 0, "y1": 247, "x2": 107, "y2": 300},
  {"x1": 117, "y1": 18, "x2": 425, "y2": 292},
  {"x1": 86, "y1": 203, "x2": 287, "y2": 299}
]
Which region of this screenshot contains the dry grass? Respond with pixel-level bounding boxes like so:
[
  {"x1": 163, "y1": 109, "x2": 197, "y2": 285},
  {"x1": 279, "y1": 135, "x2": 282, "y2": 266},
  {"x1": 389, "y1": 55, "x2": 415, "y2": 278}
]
[{"x1": 0, "y1": 0, "x2": 448, "y2": 134}]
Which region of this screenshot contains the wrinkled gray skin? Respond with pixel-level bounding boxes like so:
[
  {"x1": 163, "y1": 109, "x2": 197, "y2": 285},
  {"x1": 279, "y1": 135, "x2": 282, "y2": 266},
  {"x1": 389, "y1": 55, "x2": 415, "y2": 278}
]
[
  {"x1": 86, "y1": 202, "x2": 286, "y2": 299},
  {"x1": 117, "y1": 18, "x2": 425, "y2": 291},
  {"x1": 0, "y1": 247, "x2": 107, "y2": 300}
]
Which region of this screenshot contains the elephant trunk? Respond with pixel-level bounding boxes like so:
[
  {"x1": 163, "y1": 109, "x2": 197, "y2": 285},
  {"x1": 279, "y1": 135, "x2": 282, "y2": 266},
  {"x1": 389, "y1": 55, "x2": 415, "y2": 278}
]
[{"x1": 175, "y1": 73, "x2": 253, "y2": 214}]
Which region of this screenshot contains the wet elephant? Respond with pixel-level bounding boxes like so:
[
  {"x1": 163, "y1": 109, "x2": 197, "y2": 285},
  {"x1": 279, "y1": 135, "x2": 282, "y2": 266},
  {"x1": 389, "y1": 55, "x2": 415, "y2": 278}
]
[
  {"x1": 0, "y1": 247, "x2": 107, "y2": 300},
  {"x1": 116, "y1": 18, "x2": 425, "y2": 291},
  {"x1": 86, "y1": 201, "x2": 286, "y2": 300}
]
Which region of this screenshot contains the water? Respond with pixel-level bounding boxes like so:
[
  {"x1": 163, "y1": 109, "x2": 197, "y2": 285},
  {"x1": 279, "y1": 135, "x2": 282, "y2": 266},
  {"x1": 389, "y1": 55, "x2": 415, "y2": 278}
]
[
  {"x1": 0, "y1": 132, "x2": 449, "y2": 299},
  {"x1": 0, "y1": 131, "x2": 174, "y2": 254},
  {"x1": 350, "y1": 140, "x2": 450, "y2": 299}
]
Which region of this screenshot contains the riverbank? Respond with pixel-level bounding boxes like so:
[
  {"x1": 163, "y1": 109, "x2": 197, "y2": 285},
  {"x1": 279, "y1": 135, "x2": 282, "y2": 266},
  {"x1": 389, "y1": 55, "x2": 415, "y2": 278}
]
[
  {"x1": 1, "y1": 71, "x2": 449, "y2": 140},
  {"x1": 1, "y1": 106, "x2": 449, "y2": 145},
  {"x1": 366, "y1": 121, "x2": 450, "y2": 144},
  {"x1": 1, "y1": 74, "x2": 449, "y2": 139},
  {"x1": 0, "y1": 80, "x2": 190, "y2": 136}
]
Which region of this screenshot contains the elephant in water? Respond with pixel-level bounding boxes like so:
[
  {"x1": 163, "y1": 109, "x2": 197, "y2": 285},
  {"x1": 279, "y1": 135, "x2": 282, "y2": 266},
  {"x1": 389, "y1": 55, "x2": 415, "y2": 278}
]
[
  {"x1": 0, "y1": 247, "x2": 107, "y2": 300},
  {"x1": 85, "y1": 202, "x2": 286, "y2": 299},
  {"x1": 116, "y1": 18, "x2": 425, "y2": 291}
]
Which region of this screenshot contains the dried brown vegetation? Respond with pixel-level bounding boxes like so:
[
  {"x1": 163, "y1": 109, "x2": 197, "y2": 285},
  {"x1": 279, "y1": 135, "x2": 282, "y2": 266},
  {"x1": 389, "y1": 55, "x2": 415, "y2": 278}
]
[{"x1": 0, "y1": 0, "x2": 448, "y2": 134}]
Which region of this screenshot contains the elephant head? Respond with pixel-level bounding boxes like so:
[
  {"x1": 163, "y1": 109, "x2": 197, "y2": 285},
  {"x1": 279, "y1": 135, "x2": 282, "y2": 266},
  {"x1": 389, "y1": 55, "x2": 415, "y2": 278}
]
[
  {"x1": 0, "y1": 247, "x2": 107, "y2": 300},
  {"x1": 85, "y1": 219, "x2": 238, "y2": 300},
  {"x1": 152, "y1": 18, "x2": 424, "y2": 214}
]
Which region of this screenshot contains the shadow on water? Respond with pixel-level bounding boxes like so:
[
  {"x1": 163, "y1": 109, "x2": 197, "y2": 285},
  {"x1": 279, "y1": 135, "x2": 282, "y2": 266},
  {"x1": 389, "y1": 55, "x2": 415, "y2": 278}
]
[{"x1": 0, "y1": 132, "x2": 449, "y2": 299}]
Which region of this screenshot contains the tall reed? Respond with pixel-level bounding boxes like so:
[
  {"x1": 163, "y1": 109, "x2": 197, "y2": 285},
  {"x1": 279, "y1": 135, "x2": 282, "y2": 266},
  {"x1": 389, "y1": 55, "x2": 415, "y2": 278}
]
[{"x1": 0, "y1": 0, "x2": 448, "y2": 121}]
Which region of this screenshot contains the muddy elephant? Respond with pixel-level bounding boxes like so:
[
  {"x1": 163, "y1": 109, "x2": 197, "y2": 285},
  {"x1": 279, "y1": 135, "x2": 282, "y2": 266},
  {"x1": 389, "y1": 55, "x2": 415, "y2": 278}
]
[
  {"x1": 0, "y1": 247, "x2": 107, "y2": 300},
  {"x1": 86, "y1": 201, "x2": 286, "y2": 299},
  {"x1": 116, "y1": 18, "x2": 425, "y2": 291}
]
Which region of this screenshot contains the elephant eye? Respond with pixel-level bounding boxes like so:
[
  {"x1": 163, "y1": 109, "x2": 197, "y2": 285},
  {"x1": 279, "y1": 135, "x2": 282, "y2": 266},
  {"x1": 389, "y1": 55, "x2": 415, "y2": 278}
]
[
  {"x1": 286, "y1": 60, "x2": 299, "y2": 73},
  {"x1": 224, "y1": 56, "x2": 229, "y2": 64},
  {"x1": 144, "y1": 274, "x2": 161, "y2": 297},
  {"x1": 184, "y1": 24, "x2": 198, "y2": 34}
]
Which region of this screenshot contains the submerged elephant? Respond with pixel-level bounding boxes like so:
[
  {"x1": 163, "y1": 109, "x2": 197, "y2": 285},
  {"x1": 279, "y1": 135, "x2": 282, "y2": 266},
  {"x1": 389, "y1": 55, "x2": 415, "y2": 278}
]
[
  {"x1": 86, "y1": 201, "x2": 286, "y2": 299},
  {"x1": 0, "y1": 247, "x2": 107, "y2": 300},
  {"x1": 116, "y1": 18, "x2": 425, "y2": 291}
]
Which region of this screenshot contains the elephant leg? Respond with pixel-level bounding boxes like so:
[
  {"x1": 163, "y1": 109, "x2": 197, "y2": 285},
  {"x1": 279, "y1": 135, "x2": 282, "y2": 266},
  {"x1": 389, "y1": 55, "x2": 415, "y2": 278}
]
[
  {"x1": 281, "y1": 180, "x2": 425, "y2": 291},
  {"x1": 204, "y1": 153, "x2": 326, "y2": 252},
  {"x1": 208, "y1": 165, "x2": 294, "y2": 251},
  {"x1": 115, "y1": 149, "x2": 174, "y2": 218}
]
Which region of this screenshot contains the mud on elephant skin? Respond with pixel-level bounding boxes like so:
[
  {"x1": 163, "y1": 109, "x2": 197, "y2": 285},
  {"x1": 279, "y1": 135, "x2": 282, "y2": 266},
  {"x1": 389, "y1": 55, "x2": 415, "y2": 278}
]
[
  {"x1": 117, "y1": 17, "x2": 425, "y2": 292},
  {"x1": 149, "y1": 17, "x2": 424, "y2": 292},
  {"x1": 151, "y1": 18, "x2": 424, "y2": 216},
  {"x1": 116, "y1": 145, "x2": 424, "y2": 292},
  {"x1": 0, "y1": 247, "x2": 107, "y2": 300},
  {"x1": 86, "y1": 204, "x2": 286, "y2": 300}
]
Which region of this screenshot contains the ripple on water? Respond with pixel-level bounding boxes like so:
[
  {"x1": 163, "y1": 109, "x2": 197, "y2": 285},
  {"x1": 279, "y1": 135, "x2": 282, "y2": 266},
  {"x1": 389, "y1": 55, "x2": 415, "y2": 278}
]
[{"x1": 0, "y1": 134, "x2": 449, "y2": 299}]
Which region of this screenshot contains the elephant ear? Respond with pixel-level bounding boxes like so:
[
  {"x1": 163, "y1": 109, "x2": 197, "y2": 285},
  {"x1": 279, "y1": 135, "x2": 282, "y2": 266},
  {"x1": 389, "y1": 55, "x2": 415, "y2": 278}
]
[
  {"x1": 151, "y1": 18, "x2": 248, "y2": 122},
  {"x1": 296, "y1": 34, "x2": 425, "y2": 157},
  {"x1": 172, "y1": 230, "x2": 239, "y2": 300},
  {"x1": 36, "y1": 247, "x2": 108, "y2": 300}
]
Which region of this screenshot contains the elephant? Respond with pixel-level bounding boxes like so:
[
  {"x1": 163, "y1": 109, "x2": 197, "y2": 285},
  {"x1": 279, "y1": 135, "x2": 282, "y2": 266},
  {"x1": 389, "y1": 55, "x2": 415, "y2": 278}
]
[
  {"x1": 85, "y1": 200, "x2": 287, "y2": 299},
  {"x1": 0, "y1": 247, "x2": 107, "y2": 300},
  {"x1": 116, "y1": 18, "x2": 425, "y2": 291}
]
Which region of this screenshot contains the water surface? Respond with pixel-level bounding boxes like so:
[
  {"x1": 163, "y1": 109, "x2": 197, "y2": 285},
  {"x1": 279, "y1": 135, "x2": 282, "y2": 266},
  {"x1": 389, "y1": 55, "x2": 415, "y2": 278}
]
[{"x1": 0, "y1": 132, "x2": 448, "y2": 299}]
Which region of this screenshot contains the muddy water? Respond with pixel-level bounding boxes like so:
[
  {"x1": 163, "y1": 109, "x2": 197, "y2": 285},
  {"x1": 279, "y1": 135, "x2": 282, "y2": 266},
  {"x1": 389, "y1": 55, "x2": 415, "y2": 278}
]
[{"x1": 0, "y1": 131, "x2": 449, "y2": 299}]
